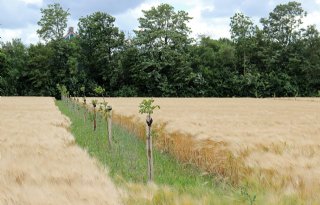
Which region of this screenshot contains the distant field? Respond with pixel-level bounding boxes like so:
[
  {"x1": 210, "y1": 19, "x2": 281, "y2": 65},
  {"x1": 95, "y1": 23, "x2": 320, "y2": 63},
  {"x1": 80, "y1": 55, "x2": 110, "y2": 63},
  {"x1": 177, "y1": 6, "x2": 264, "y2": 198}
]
[{"x1": 85, "y1": 97, "x2": 320, "y2": 197}]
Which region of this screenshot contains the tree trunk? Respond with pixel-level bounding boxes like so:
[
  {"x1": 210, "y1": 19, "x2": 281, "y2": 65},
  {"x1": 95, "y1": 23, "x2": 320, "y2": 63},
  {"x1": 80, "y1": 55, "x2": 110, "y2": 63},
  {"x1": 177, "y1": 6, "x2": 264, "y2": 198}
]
[{"x1": 146, "y1": 114, "x2": 153, "y2": 182}]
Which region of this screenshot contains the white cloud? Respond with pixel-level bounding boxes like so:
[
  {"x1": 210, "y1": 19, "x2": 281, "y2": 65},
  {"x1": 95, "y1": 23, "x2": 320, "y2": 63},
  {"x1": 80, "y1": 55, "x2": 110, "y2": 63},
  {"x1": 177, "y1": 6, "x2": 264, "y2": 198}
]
[
  {"x1": 304, "y1": 11, "x2": 320, "y2": 27},
  {"x1": 186, "y1": 1, "x2": 230, "y2": 38},
  {"x1": 2, "y1": 0, "x2": 320, "y2": 44},
  {"x1": 114, "y1": 0, "x2": 320, "y2": 40},
  {"x1": 20, "y1": 0, "x2": 43, "y2": 6},
  {"x1": 115, "y1": 0, "x2": 162, "y2": 35},
  {"x1": 0, "y1": 28, "x2": 23, "y2": 42},
  {"x1": 0, "y1": 24, "x2": 41, "y2": 45},
  {"x1": 114, "y1": 0, "x2": 231, "y2": 39}
]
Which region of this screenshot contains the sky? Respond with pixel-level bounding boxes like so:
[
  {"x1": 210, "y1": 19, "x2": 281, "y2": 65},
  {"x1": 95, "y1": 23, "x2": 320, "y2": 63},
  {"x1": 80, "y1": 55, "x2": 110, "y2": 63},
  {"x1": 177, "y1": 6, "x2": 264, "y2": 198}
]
[{"x1": 1, "y1": 0, "x2": 320, "y2": 44}]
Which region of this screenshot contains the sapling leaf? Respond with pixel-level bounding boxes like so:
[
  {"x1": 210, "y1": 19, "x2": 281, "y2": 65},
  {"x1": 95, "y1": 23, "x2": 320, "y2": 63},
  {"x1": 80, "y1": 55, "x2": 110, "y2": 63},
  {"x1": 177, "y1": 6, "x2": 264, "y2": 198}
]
[
  {"x1": 94, "y1": 86, "x2": 105, "y2": 96},
  {"x1": 92, "y1": 99, "x2": 98, "y2": 107},
  {"x1": 138, "y1": 98, "x2": 159, "y2": 182},
  {"x1": 139, "y1": 98, "x2": 160, "y2": 115}
]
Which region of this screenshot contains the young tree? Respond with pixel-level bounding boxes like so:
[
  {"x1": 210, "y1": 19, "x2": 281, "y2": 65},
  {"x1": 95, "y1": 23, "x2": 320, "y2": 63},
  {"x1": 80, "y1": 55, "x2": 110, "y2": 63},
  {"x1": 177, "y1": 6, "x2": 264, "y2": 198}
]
[
  {"x1": 139, "y1": 98, "x2": 160, "y2": 182},
  {"x1": 37, "y1": 3, "x2": 70, "y2": 42}
]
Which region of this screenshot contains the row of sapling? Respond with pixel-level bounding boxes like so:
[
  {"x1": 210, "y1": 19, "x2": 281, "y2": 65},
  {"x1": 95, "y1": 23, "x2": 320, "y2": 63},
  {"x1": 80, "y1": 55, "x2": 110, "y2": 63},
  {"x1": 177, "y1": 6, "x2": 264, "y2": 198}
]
[
  {"x1": 139, "y1": 98, "x2": 160, "y2": 182},
  {"x1": 91, "y1": 86, "x2": 113, "y2": 147},
  {"x1": 58, "y1": 84, "x2": 160, "y2": 182}
]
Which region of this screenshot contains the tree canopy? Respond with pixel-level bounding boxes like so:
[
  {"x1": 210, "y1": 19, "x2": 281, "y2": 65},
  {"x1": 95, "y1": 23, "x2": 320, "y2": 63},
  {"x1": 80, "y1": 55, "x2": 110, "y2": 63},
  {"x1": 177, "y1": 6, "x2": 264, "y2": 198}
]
[
  {"x1": 1, "y1": 1, "x2": 319, "y2": 97},
  {"x1": 37, "y1": 3, "x2": 70, "y2": 42}
]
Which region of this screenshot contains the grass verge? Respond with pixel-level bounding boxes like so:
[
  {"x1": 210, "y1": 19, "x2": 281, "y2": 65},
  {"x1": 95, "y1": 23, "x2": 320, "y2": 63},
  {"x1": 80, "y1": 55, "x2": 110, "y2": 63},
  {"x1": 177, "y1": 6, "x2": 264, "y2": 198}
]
[{"x1": 55, "y1": 100, "x2": 303, "y2": 205}]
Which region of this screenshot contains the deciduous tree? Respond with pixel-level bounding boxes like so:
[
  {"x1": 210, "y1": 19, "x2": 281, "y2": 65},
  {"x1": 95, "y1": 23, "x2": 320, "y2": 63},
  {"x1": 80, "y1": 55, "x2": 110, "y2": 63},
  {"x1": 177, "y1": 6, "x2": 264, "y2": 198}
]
[
  {"x1": 37, "y1": 3, "x2": 70, "y2": 41},
  {"x1": 78, "y1": 12, "x2": 124, "y2": 89}
]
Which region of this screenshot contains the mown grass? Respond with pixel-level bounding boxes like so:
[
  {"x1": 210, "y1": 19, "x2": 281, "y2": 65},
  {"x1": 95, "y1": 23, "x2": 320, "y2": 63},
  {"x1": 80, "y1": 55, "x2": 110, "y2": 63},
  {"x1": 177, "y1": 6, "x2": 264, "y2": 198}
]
[{"x1": 55, "y1": 99, "x2": 303, "y2": 205}]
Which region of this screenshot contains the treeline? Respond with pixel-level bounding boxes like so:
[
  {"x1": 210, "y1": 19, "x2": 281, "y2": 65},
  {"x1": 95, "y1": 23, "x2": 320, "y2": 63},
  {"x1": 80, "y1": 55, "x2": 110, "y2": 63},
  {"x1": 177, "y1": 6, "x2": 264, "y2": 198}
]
[{"x1": 0, "y1": 2, "x2": 319, "y2": 97}]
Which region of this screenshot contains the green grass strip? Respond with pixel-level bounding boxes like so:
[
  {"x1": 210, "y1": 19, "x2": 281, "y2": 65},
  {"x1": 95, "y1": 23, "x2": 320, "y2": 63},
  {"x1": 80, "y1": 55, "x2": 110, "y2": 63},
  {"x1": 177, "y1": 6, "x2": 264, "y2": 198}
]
[
  {"x1": 56, "y1": 100, "x2": 219, "y2": 188},
  {"x1": 56, "y1": 100, "x2": 269, "y2": 205}
]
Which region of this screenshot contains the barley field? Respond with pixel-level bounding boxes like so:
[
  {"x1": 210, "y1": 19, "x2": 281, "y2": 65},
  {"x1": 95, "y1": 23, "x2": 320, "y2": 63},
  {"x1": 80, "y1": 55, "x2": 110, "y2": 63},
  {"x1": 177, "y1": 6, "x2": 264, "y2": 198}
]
[
  {"x1": 88, "y1": 97, "x2": 320, "y2": 198},
  {"x1": 2, "y1": 96, "x2": 320, "y2": 204},
  {"x1": 0, "y1": 97, "x2": 121, "y2": 205}
]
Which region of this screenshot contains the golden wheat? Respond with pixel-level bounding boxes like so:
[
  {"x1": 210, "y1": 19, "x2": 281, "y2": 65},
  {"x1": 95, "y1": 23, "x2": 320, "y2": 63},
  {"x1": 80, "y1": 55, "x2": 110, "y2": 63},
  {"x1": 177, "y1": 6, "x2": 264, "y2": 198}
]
[
  {"x1": 0, "y1": 97, "x2": 121, "y2": 205},
  {"x1": 84, "y1": 97, "x2": 320, "y2": 201}
]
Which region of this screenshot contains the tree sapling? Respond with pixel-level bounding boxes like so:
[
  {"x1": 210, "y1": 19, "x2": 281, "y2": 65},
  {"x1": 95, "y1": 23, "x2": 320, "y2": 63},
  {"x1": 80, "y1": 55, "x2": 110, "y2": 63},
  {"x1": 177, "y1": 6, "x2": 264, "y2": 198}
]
[
  {"x1": 139, "y1": 98, "x2": 160, "y2": 182},
  {"x1": 101, "y1": 102, "x2": 113, "y2": 148}
]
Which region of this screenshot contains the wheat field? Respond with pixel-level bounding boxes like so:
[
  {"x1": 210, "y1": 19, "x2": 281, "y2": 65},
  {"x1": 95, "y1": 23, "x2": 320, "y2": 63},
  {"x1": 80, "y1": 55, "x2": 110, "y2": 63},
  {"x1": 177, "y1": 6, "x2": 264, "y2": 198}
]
[
  {"x1": 87, "y1": 97, "x2": 320, "y2": 199},
  {"x1": 0, "y1": 97, "x2": 121, "y2": 205},
  {"x1": 2, "y1": 96, "x2": 320, "y2": 203}
]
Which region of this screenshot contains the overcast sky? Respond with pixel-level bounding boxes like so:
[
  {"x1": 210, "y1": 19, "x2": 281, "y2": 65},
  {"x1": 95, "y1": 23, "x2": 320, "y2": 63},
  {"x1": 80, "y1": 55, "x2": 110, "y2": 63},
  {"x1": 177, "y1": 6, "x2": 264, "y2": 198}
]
[{"x1": 1, "y1": 0, "x2": 320, "y2": 44}]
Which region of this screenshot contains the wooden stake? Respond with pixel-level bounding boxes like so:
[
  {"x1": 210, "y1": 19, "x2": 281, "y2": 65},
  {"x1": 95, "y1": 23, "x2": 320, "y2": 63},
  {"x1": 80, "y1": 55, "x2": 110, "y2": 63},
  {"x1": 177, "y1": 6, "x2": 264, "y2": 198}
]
[
  {"x1": 146, "y1": 114, "x2": 153, "y2": 182},
  {"x1": 107, "y1": 106, "x2": 112, "y2": 148},
  {"x1": 93, "y1": 107, "x2": 96, "y2": 131},
  {"x1": 83, "y1": 99, "x2": 87, "y2": 124}
]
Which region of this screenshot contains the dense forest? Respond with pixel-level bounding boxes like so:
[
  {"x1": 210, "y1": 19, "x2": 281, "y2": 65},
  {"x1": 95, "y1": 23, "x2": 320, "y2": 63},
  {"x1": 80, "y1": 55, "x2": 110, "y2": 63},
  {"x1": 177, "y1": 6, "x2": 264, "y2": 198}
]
[{"x1": 0, "y1": 1, "x2": 319, "y2": 97}]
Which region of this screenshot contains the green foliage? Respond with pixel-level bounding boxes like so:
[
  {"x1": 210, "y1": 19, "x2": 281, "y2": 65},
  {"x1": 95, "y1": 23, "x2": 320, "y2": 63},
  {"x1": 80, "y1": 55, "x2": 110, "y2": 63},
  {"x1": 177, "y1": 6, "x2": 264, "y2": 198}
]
[
  {"x1": 56, "y1": 84, "x2": 68, "y2": 97},
  {"x1": 230, "y1": 13, "x2": 255, "y2": 43},
  {"x1": 37, "y1": 3, "x2": 70, "y2": 41},
  {"x1": 260, "y1": 1, "x2": 306, "y2": 46},
  {"x1": 139, "y1": 98, "x2": 160, "y2": 115},
  {"x1": 91, "y1": 99, "x2": 98, "y2": 107},
  {"x1": 80, "y1": 86, "x2": 85, "y2": 96},
  {"x1": 0, "y1": 50, "x2": 8, "y2": 95},
  {"x1": 133, "y1": 3, "x2": 194, "y2": 97},
  {"x1": 2, "y1": 1, "x2": 320, "y2": 97},
  {"x1": 135, "y1": 3, "x2": 192, "y2": 48},
  {"x1": 78, "y1": 12, "x2": 124, "y2": 88},
  {"x1": 94, "y1": 86, "x2": 105, "y2": 96},
  {"x1": 0, "y1": 39, "x2": 28, "y2": 95},
  {"x1": 26, "y1": 42, "x2": 54, "y2": 96},
  {"x1": 114, "y1": 85, "x2": 138, "y2": 97},
  {"x1": 230, "y1": 13, "x2": 255, "y2": 75}
]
